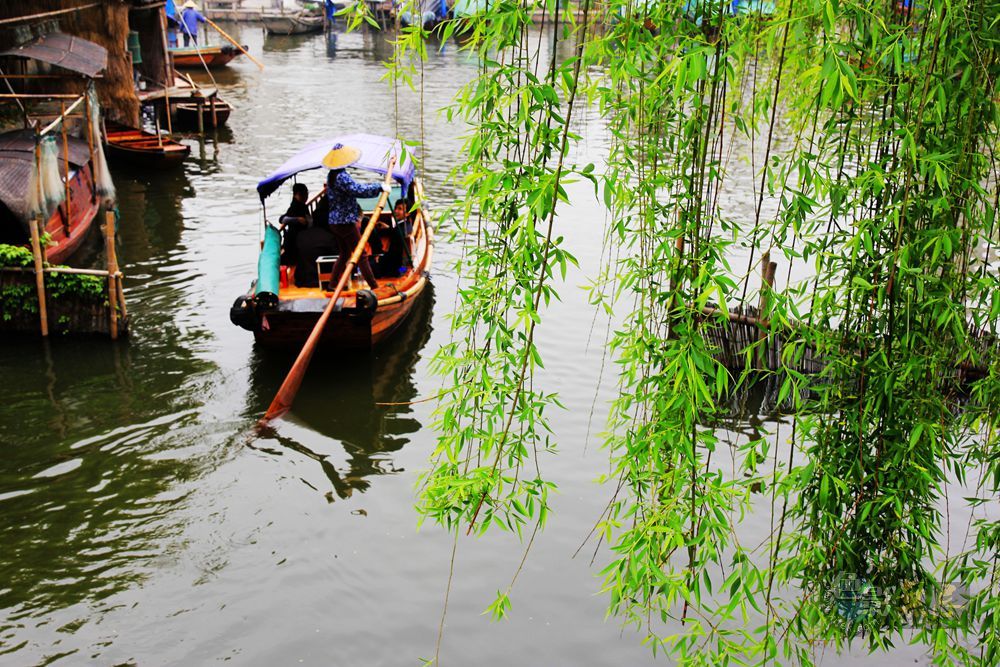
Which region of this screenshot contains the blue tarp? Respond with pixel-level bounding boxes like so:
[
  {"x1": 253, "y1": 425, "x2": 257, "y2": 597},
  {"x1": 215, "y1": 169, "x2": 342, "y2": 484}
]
[{"x1": 256, "y1": 134, "x2": 416, "y2": 202}]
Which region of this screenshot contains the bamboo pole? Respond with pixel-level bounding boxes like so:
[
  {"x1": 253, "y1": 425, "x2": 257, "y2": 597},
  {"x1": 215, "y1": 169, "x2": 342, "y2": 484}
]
[
  {"x1": 756, "y1": 252, "x2": 777, "y2": 370},
  {"x1": 116, "y1": 275, "x2": 128, "y2": 324},
  {"x1": 83, "y1": 92, "x2": 96, "y2": 199},
  {"x1": 204, "y1": 17, "x2": 265, "y2": 70},
  {"x1": 40, "y1": 95, "x2": 85, "y2": 135},
  {"x1": 160, "y1": 7, "x2": 174, "y2": 135},
  {"x1": 0, "y1": 266, "x2": 123, "y2": 277},
  {"x1": 0, "y1": 3, "x2": 102, "y2": 26},
  {"x1": 0, "y1": 93, "x2": 81, "y2": 99},
  {"x1": 29, "y1": 218, "x2": 48, "y2": 337},
  {"x1": 155, "y1": 112, "x2": 163, "y2": 148},
  {"x1": 60, "y1": 102, "x2": 72, "y2": 234},
  {"x1": 104, "y1": 211, "x2": 119, "y2": 340},
  {"x1": 210, "y1": 95, "x2": 217, "y2": 127}
]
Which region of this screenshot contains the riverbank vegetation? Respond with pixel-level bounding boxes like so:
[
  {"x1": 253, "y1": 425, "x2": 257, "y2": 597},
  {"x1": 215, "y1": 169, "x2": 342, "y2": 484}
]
[{"x1": 380, "y1": 0, "x2": 999, "y2": 662}]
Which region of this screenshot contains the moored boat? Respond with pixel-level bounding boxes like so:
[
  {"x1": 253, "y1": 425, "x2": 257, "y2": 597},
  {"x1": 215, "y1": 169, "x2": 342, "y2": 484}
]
[
  {"x1": 170, "y1": 44, "x2": 245, "y2": 68},
  {"x1": 0, "y1": 32, "x2": 114, "y2": 265},
  {"x1": 262, "y1": 12, "x2": 325, "y2": 35},
  {"x1": 230, "y1": 133, "x2": 433, "y2": 349},
  {"x1": 104, "y1": 123, "x2": 191, "y2": 168},
  {"x1": 0, "y1": 131, "x2": 102, "y2": 265},
  {"x1": 172, "y1": 98, "x2": 233, "y2": 129}
]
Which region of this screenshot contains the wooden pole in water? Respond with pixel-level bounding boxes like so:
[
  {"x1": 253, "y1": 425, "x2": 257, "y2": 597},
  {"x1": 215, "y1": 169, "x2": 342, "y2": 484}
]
[
  {"x1": 60, "y1": 101, "x2": 71, "y2": 234},
  {"x1": 83, "y1": 91, "x2": 96, "y2": 199},
  {"x1": 160, "y1": 7, "x2": 174, "y2": 135},
  {"x1": 29, "y1": 218, "x2": 48, "y2": 336},
  {"x1": 260, "y1": 158, "x2": 397, "y2": 425},
  {"x1": 204, "y1": 17, "x2": 265, "y2": 70},
  {"x1": 104, "y1": 211, "x2": 119, "y2": 340},
  {"x1": 197, "y1": 100, "x2": 204, "y2": 134},
  {"x1": 155, "y1": 110, "x2": 163, "y2": 148},
  {"x1": 756, "y1": 251, "x2": 777, "y2": 370},
  {"x1": 210, "y1": 95, "x2": 217, "y2": 128}
]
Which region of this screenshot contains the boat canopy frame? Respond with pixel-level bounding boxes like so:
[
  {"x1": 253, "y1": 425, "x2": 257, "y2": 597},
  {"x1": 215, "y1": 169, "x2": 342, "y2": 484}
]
[{"x1": 256, "y1": 133, "x2": 415, "y2": 203}]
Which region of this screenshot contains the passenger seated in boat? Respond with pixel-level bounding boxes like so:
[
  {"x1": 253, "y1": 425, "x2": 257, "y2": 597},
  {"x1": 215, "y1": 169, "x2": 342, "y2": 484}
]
[
  {"x1": 392, "y1": 198, "x2": 413, "y2": 237},
  {"x1": 312, "y1": 187, "x2": 329, "y2": 231},
  {"x1": 294, "y1": 219, "x2": 337, "y2": 288},
  {"x1": 372, "y1": 199, "x2": 409, "y2": 277},
  {"x1": 279, "y1": 183, "x2": 311, "y2": 267}
]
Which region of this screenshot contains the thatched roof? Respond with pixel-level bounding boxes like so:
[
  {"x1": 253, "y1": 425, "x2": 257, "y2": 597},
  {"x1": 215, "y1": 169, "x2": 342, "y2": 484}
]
[{"x1": 0, "y1": 1, "x2": 143, "y2": 127}]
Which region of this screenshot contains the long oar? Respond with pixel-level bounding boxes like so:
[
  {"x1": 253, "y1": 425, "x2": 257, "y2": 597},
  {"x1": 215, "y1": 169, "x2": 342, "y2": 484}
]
[
  {"x1": 260, "y1": 158, "x2": 397, "y2": 425},
  {"x1": 204, "y1": 17, "x2": 265, "y2": 70}
]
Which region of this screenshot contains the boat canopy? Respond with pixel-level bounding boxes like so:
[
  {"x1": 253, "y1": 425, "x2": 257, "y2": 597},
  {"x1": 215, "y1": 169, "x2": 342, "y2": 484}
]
[
  {"x1": 256, "y1": 134, "x2": 415, "y2": 202},
  {"x1": 0, "y1": 32, "x2": 107, "y2": 78}
]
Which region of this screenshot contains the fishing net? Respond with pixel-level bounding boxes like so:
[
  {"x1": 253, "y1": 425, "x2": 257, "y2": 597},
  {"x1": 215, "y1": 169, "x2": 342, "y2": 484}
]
[
  {"x1": 26, "y1": 134, "x2": 64, "y2": 222},
  {"x1": 88, "y1": 87, "x2": 115, "y2": 206}
]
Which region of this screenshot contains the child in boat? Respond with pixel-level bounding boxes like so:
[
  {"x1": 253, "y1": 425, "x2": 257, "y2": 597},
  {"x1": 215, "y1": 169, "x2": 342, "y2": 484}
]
[
  {"x1": 373, "y1": 199, "x2": 407, "y2": 278},
  {"x1": 279, "y1": 183, "x2": 311, "y2": 267}
]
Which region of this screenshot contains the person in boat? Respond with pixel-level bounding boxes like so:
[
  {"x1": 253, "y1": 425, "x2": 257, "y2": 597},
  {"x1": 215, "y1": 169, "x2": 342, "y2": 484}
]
[
  {"x1": 372, "y1": 199, "x2": 407, "y2": 278},
  {"x1": 279, "y1": 183, "x2": 312, "y2": 267},
  {"x1": 312, "y1": 187, "x2": 330, "y2": 231},
  {"x1": 165, "y1": 0, "x2": 180, "y2": 47},
  {"x1": 180, "y1": 1, "x2": 208, "y2": 47},
  {"x1": 323, "y1": 143, "x2": 389, "y2": 291},
  {"x1": 294, "y1": 217, "x2": 337, "y2": 288}
]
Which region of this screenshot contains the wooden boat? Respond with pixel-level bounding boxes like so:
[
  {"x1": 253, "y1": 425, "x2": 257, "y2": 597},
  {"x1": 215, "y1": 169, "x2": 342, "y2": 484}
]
[
  {"x1": 262, "y1": 12, "x2": 325, "y2": 35},
  {"x1": 230, "y1": 133, "x2": 433, "y2": 349},
  {"x1": 172, "y1": 98, "x2": 232, "y2": 129},
  {"x1": 170, "y1": 44, "x2": 246, "y2": 68},
  {"x1": 104, "y1": 123, "x2": 190, "y2": 168},
  {"x1": 0, "y1": 130, "x2": 101, "y2": 265}
]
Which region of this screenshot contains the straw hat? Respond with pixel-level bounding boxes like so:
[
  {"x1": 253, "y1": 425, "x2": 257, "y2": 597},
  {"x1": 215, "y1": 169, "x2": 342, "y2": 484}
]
[
  {"x1": 322, "y1": 143, "x2": 361, "y2": 169},
  {"x1": 183, "y1": 1, "x2": 199, "y2": 9}
]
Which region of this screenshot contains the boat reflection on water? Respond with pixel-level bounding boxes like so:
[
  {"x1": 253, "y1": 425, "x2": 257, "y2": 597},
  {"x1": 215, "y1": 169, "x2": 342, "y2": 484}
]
[{"x1": 248, "y1": 283, "x2": 435, "y2": 501}]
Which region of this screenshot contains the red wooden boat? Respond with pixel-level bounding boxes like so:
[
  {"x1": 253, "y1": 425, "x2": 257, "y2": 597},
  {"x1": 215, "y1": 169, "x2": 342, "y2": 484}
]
[
  {"x1": 230, "y1": 134, "x2": 433, "y2": 349},
  {"x1": 104, "y1": 124, "x2": 190, "y2": 168},
  {"x1": 0, "y1": 130, "x2": 101, "y2": 265},
  {"x1": 170, "y1": 44, "x2": 245, "y2": 68}
]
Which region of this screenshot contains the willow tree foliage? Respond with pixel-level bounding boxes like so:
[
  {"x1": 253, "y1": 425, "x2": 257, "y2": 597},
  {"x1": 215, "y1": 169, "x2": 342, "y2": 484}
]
[{"x1": 378, "y1": 0, "x2": 999, "y2": 662}]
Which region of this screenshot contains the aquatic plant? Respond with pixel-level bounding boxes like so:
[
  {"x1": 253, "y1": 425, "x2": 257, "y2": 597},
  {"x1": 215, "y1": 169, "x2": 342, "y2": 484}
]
[
  {"x1": 0, "y1": 244, "x2": 106, "y2": 320},
  {"x1": 379, "y1": 0, "x2": 1000, "y2": 663}
]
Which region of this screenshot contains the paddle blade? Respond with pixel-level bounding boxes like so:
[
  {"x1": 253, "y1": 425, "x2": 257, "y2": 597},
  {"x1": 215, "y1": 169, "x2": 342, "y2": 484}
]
[{"x1": 259, "y1": 322, "x2": 324, "y2": 425}]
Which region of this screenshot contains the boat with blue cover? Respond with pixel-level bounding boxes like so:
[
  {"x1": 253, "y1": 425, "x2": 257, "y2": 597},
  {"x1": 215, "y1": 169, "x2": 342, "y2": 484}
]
[{"x1": 230, "y1": 134, "x2": 433, "y2": 349}]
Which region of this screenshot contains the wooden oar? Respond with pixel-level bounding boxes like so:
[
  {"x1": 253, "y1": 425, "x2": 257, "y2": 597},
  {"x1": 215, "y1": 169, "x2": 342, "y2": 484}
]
[
  {"x1": 259, "y1": 158, "x2": 397, "y2": 425},
  {"x1": 204, "y1": 17, "x2": 265, "y2": 70}
]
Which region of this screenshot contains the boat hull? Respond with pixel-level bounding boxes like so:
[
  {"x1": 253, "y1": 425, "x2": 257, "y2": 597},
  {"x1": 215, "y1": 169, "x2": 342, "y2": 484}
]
[
  {"x1": 105, "y1": 125, "x2": 190, "y2": 168},
  {"x1": 263, "y1": 14, "x2": 325, "y2": 35},
  {"x1": 43, "y1": 161, "x2": 101, "y2": 265},
  {"x1": 170, "y1": 45, "x2": 244, "y2": 68},
  {"x1": 172, "y1": 100, "x2": 232, "y2": 129},
  {"x1": 251, "y1": 288, "x2": 424, "y2": 349}
]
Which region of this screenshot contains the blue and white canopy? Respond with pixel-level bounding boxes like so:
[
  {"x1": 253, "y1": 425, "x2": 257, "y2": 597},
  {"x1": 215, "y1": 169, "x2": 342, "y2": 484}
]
[{"x1": 256, "y1": 133, "x2": 415, "y2": 202}]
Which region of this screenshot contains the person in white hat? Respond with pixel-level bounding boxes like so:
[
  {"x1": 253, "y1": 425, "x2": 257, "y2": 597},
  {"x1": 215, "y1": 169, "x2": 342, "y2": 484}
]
[
  {"x1": 180, "y1": 1, "x2": 207, "y2": 46},
  {"x1": 322, "y1": 143, "x2": 391, "y2": 290}
]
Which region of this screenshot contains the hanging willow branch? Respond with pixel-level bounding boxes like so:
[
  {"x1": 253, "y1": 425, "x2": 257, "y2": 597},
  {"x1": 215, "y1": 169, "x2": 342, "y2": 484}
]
[{"x1": 381, "y1": 0, "x2": 1000, "y2": 662}]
